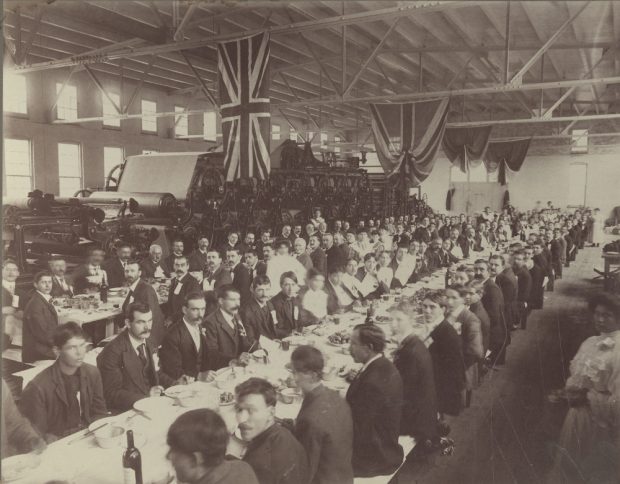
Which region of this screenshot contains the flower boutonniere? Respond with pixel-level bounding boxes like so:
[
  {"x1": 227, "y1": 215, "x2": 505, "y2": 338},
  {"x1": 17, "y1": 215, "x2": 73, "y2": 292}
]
[
  {"x1": 597, "y1": 337, "x2": 615, "y2": 351},
  {"x1": 200, "y1": 327, "x2": 207, "y2": 338}
]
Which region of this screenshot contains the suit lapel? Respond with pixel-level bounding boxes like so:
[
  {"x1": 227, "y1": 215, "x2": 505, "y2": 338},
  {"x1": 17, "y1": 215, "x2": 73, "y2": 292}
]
[
  {"x1": 120, "y1": 333, "x2": 148, "y2": 393},
  {"x1": 179, "y1": 321, "x2": 198, "y2": 355},
  {"x1": 51, "y1": 363, "x2": 69, "y2": 408},
  {"x1": 217, "y1": 311, "x2": 237, "y2": 344}
]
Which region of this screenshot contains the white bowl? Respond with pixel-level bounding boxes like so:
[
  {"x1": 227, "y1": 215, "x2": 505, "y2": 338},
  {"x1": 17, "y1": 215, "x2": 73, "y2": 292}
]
[
  {"x1": 94, "y1": 425, "x2": 125, "y2": 449},
  {"x1": 133, "y1": 396, "x2": 175, "y2": 416}
]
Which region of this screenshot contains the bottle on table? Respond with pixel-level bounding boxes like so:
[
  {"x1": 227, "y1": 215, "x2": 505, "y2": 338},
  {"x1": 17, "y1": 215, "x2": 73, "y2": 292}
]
[
  {"x1": 123, "y1": 430, "x2": 143, "y2": 484},
  {"x1": 365, "y1": 302, "x2": 375, "y2": 325},
  {"x1": 100, "y1": 280, "x2": 108, "y2": 304}
]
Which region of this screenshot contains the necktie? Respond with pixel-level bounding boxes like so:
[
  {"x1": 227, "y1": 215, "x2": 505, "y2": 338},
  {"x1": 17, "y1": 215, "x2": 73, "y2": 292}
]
[{"x1": 138, "y1": 343, "x2": 148, "y2": 367}]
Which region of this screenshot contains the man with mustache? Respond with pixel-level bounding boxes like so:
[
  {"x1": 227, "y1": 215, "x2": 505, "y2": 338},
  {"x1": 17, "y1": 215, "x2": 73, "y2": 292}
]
[
  {"x1": 188, "y1": 237, "x2": 210, "y2": 274},
  {"x1": 48, "y1": 256, "x2": 73, "y2": 298},
  {"x1": 97, "y1": 302, "x2": 173, "y2": 412},
  {"x1": 102, "y1": 242, "x2": 133, "y2": 288},
  {"x1": 167, "y1": 256, "x2": 201, "y2": 322},
  {"x1": 140, "y1": 244, "x2": 170, "y2": 280}
]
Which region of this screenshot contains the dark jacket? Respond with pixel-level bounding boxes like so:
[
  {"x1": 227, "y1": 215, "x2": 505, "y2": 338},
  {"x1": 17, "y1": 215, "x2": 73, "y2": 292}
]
[
  {"x1": 96, "y1": 330, "x2": 172, "y2": 412},
  {"x1": 50, "y1": 275, "x2": 74, "y2": 298},
  {"x1": 22, "y1": 291, "x2": 58, "y2": 363},
  {"x1": 413, "y1": 227, "x2": 432, "y2": 243},
  {"x1": 243, "y1": 423, "x2": 309, "y2": 484},
  {"x1": 159, "y1": 319, "x2": 211, "y2": 381},
  {"x1": 325, "y1": 281, "x2": 356, "y2": 315},
  {"x1": 496, "y1": 268, "x2": 518, "y2": 329},
  {"x1": 270, "y1": 292, "x2": 302, "y2": 337},
  {"x1": 140, "y1": 258, "x2": 170, "y2": 280},
  {"x1": 393, "y1": 334, "x2": 438, "y2": 443},
  {"x1": 239, "y1": 298, "x2": 277, "y2": 342},
  {"x1": 528, "y1": 262, "x2": 545, "y2": 310},
  {"x1": 309, "y1": 248, "x2": 327, "y2": 275},
  {"x1": 345, "y1": 356, "x2": 404, "y2": 477},
  {"x1": 102, "y1": 257, "x2": 127, "y2": 288},
  {"x1": 195, "y1": 459, "x2": 259, "y2": 484},
  {"x1": 428, "y1": 320, "x2": 465, "y2": 416},
  {"x1": 514, "y1": 265, "x2": 532, "y2": 304},
  {"x1": 203, "y1": 266, "x2": 233, "y2": 292},
  {"x1": 187, "y1": 250, "x2": 209, "y2": 273},
  {"x1": 437, "y1": 249, "x2": 459, "y2": 267},
  {"x1": 295, "y1": 385, "x2": 354, "y2": 484},
  {"x1": 231, "y1": 263, "x2": 252, "y2": 304},
  {"x1": 1, "y1": 379, "x2": 44, "y2": 457},
  {"x1": 325, "y1": 245, "x2": 348, "y2": 273},
  {"x1": 203, "y1": 309, "x2": 252, "y2": 370},
  {"x1": 455, "y1": 307, "x2": 484, "y2": 368},
  {"x1": 166, "y1": 273, "x2": 201, "y2": 321},
  {"x1": 20, "y1": 361, "x2": 107, "y2": 441},
  {"x1": 469, "y1": 301, "x2": 491, "y2": 356},
  {"x1": 122, "y1": 280, "x2": 166, "y2": 348},
  {"x1": 70, "y1": 264, "x2": 107, "y2": 294},
  {"x1": 481, "y1": 278, "x2": 507, "y2": 356}
]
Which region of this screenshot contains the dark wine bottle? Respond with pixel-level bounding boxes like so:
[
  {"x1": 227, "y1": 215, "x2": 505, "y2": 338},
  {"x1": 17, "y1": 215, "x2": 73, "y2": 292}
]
[
  {"x1": 365, "y1": 302, "x2": 375, "y2": 325},
  {"x1": 122, "y1": 430, "x2": 143, "y2": 484},
  {"x1": 100, "y1": 280, "x2": 108, "y2": 304}
]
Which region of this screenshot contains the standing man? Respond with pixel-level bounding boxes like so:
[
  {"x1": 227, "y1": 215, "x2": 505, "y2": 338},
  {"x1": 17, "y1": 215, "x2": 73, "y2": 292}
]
[
  {"x1": 140, "y1": 244, "x2": 170, "y2": 280},
  {"x1": 291, "y1": 345, "x2": 354, "y2": 484},
  {"x1": 48, "y1": 256, "x2": 73, "y2": 298},
  {"x1": 97, "y1": 302, "x2": 173, "y2": 412},
  {"x1": 227, "y1": 248, "x2": 252, "y2": 305},
  {"x1": 167, "y1": 256, "x2": 201, "y2": 322},
  {"x1": 22, "y1": 271, "x2": 58, "y2": 363},
  {"x1": 490, "y1": 254, "x2": 518, "y2": 335},
  {"x1": 512, "y1": 250, "x2": 532, "y2": 330},
  {"x1": 102, "y1": 242, "x2": 133, "y2": 288}
]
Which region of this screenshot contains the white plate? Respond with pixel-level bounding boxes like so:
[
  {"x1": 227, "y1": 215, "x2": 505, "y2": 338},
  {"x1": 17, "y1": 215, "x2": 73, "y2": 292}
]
[
  {"x1": 133, "y1": 396, "x2": 175, "y2": 415},
  {"x1": 88, "y1": 416, "x2": 117, "y2": 433},
  {"x1": 1, "y1": 454, "x2": 41, "y2": 482}
]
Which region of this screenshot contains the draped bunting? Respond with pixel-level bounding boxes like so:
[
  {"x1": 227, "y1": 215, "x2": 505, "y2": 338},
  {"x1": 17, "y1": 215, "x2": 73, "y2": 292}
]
[
  {"x1": 483, "y1": 137, "x2": 532, "y2": 185},
  {"x1": 370, "y1": 98, "x2": 449, "y2": 186},
  {"x1": 442, "y1": 125, "x2": 493, "y2": 173},
  {"x1": 446, "y1": 187, "x2": 456, "y2": 211}
]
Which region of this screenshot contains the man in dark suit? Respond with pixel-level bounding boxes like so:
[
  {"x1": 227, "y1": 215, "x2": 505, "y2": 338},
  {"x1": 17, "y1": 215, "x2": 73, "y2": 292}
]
[
  {"x1": 48, "y1": 256, "x2": 73, "y2": 298},
  {"x1": 203, "y1": 285, "x2": 252, "y2": 370},
  {"x1": 121, "y1": 260, "x2": 166, "y2": 348},
  {"x1": 166, "y1": 256, "x2": 201, "y2": 322},
  {"x1": 438, "y1": 239, "x2": 460, "y2": 267},
  {"x1": 2, "y1": 259, "x2": 25, "y2": 347},
  {"x1": 490, "y1": 254, "x2": 518, "y2": 334},
  {"x1": 323, "y1": 233, "x2": 348, "y2": 274},
  {"x1": 393, "y1": 224, "x2": 411, "y2": 248},
  {"x1": 474, "y1": 259, "x2": 507, "y2": 366},
  {"x1": 159, "y1": 293, "x2": 214, "y2": 383},
  {"x1": 243, "y1": 249, "x2": 267, "y2": 284},
  {"x1": 512, "y1": 250, "x2": 532, "y2": 330},
  {"x1": 291, "y1": 346, "x2": 354, "y2": 484},
  {"x1": 346, "y1": 324, "x2": 403, "y2": 477},
  {"x1": 140, "y1": 244, "x2": 170, "y2": 280},
  {"x1": 220, "y1": 231, "x2": 240, "y2": 255},
  {"x1": 325, "y1": 268, "x2": 358, "y2": 314},
  {"x1": 308, "y1": 235, "x2": 327, "y2": 275},
  {"x1": 187, "y1": 237, "x2": 210, "y2": 273},
  {"x1": 70, "y1": 247, "x2": 108, "y2": 294},
  {"x1": 20, "y1": 322, "x2": 107, "y2": 442},
  {"x1": 227, "y1": 247, "x2": 251, "y2": 305},
  {"x1": 239, "y1": 275, "x2": 278, "y2": 342},
  {"x1": 97, "y1": 302, "x2": 174, "y2": 412},
  {"x1": 270, "y1": 271, "x2": 302, "y2": 337},
  {"x1": 413, "y1": 217, "x2": 432, "y2": 243},
  {"x1": 202, "y1": 250, "x2": 233, "y2": 293},
  {"x1": 22, "y1": 271, "x2": 58, "y2": 363},
  {"x1": 163, "y1": 239, "x2": 185, "y2": 275},
  {"x1": 102, "y1": 242, "x2": 133, "y2": 288},
  {"x1": 238, "y1": 232, "x2": 256, "y2": 257}
]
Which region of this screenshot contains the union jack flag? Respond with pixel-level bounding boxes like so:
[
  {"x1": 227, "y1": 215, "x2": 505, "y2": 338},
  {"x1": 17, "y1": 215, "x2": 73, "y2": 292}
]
[{"x1": 218, "y1": 33, "x2": 271, "y2": 181}]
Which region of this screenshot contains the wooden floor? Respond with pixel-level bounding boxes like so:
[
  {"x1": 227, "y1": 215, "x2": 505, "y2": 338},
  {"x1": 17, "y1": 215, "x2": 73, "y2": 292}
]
[{"x1": 394, "y1": 246, "x2": 608, "y2": 484}]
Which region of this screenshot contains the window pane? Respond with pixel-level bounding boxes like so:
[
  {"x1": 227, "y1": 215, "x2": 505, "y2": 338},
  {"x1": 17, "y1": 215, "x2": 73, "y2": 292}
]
[
  {"x1": 4, "y1": 176, "x2": 32, "y2": 198},
  {"x1": 4, "y1": 139, "x2": 31, "y2": 176},
  {"x1": 102, "y1": 92, "x2": 120, "y2": 127},
  {"x1": 175, "y1": 105, "x2": 188, "y2": 137},
  {"x1": 103, "y1": 146, "x2": 123, "y2": 181},
  {"x1": 141, "y1": 100, "x2": 157, "y2": 132},
  {"x1": 59, "y1": 177, "x2": 82, "y2": 197},
  {"x1": 3, "y1": 73, "x2": 28, "y2": 114},
  {"x1": 58, "y1": 143, "x2": 81, "y2": 176},
  {"x1": 271, "y1": 124, "x2": 280, "y2": 141},
  {"x1": 56, "y1": 83, "x2": 77, "y2": 121},
  {"x1": 320, "y1": 132, "x2": 328, "y2": 146},
  {"x1": 203, "y1": 111, "x2": 217, "y2": 140}
]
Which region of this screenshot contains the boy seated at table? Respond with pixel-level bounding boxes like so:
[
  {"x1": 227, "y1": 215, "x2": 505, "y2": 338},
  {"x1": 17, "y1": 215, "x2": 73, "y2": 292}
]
[{"x1": 20, "y1": 322, "x2": 108, "y2": 442}]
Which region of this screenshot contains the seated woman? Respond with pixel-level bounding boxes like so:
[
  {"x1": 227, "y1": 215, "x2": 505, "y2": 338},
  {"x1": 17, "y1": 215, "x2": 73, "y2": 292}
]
[
  {"x1": 549, "y1": 293, "x2": 620, "y2": 483},
  {"x1": 390, "y1": 300, "x2": 440, "y2": 458}
]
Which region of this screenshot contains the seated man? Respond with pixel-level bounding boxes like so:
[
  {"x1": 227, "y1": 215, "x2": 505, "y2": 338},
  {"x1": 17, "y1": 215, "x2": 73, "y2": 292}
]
[
  {"x1": 342, "y1": 258, "x2": 364, "y2": 299},
  {"x1": 239, "y1": 275, "x2": 278, "y2": 341},
  {"x1": 291, "y1": 346, "x2": 354, "y2": 484},
  {"x1": 21, "y1": 322, "x2": 108, "y2": 442},
  {"x1": 159, "y1": 293, "x2": 214, "y2": 383},
  {"x1": 102, "y1": 242, "x2": 133, "y2": 288},
  {"x1": 270, "y1": 272, "x2": 302, "y2": 337},
  {"x1": 71, "y1": 247, "x2": 108, "y2": 293},
  {"x1": 438, "y1": 239, "x2": 460, "y2": 267},
  {"x1": 355, "y1": 253, "x2": 383, "y2": 299},
  {"x1": 390, "y1": 245, "x2": 418, "y2": 288},
  {"x1": 121, "y1": 260, "x2": 165, "y2": 348},
  {"x1": 97, "y1": 302, "x2": 173, "y2": 412},
  {"x1": 22, "y1": 271, "x2": 58, "y2": 363},
  {"x1": 266, "y1": 240, "x2": 307, "y2": 296},
  {"x1": 167, "y1": 409, "x2": 259, "y2": 484},
  {"x1": 48, "y1": 256, "x2": 74, "y2": 298},
  {"x1": 227, "y1": 247, "x2": 251, "y2": 305},
  {"x1": 167, "y1": 256, "x2": 201, "y2": 322},
  {"x1": 2, "y1": 259, "x2": 25, "y2": 347},
  {"x1": 237, "y1": 378, "x2": 309, "y2": 484},
  {"x1": 299, "y1": 269, "x2": 328, "y2": 325},
  {"x1": 187, "y1": 237, "x2": 210, "y2": 274},
  {"x1": 293, "y1": 238, "x2": 313, "y2": 271},
  {"x1": 163, "y1": 239, "x2": 185, "y2": 275},
  {"x1": 244, "y1": 249, "x2": 267, "y2": 281},
  {"x1": 202, "y1": 250, "x2": 233, "y2": 293},
  {"x1": 1, "y1": 378, "x2": 46, "y2": 457},
  {"x1": 203, "y1": 285, "x2": 252, "y2": 370},
  {"x1": 326, "y1": 267, "x2": 359, "y2": 314},
  {"x1": 140, "y1": 244, "x2": 170, "y2": 280}
]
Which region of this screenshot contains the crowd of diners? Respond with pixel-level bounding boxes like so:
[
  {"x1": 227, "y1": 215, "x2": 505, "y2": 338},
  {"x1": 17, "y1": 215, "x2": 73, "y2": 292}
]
[{"x1": 1, "y1": 202, "x2": 618, "y2": 484}]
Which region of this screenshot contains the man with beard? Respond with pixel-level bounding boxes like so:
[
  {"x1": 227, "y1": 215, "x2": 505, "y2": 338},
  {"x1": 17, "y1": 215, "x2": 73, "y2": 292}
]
[
  {"x1": 239, "y1": 232, "x2": 256, "y2": 256},
  {"x1": 97, "y1": 302, "x2": 173, "y2": 412},
  {"x1": 203, "y1": 285, "x2": 252, "y2": 370},
  {"x1": 140, "y1": 244, "x2": 170, "y2": 280},
  {"x1": 121, "y1": 260, "x2": 165, "y2": 347},
  {"x1": 167, "y1": 256, "x2": 201, "y2": 322},
  {"x1": 473, "y1": 259, "x2": 507, "y2": 366},
  {"x1": 102, "y1": 242, "x2": 133, "y2": 288},
  {"x1": 239, "y1": 275, "x2": 278, "y2": 341},
  {"x1": 293, "y1": 237, "x2": 313, "y2": 271},
  {"x1": 163, "y1": 240, "x2": 185, "y2": 275},
  {"x1": 21, "y1": 322, "x2": 107, "y2": 442},
  {"x1": 512, "y1": 251, "x2": 532, "y2": 330},
  {"x1": 227, "y1": 248, "x2": 251, "y2": 305},
  {"x1": 188, "y1": 237, "x2": 210, "y2": 274},
  {"x1": 48, "y1": 256, "x2": 73, "y2": 298}
]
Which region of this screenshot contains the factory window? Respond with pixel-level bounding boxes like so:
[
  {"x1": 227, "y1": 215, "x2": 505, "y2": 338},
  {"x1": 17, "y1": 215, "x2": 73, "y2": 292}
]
[
  {"x1": 320, "y1": 132, "x2": 328, "y2": 146},
  {"x1": 571, "y1": 129, "x2": 588, "y2": 154},
  {"x1": 204, "y1": 111, "x2": 217, "y2": 141},
  {"x1": 271, "y1": 124, "x2": 280, "y2": 141},
  {"x1": 175, "y1": 105, "x2": 188, "y2": 138},
  {"x1": 141, "y1": 99, "x2": 157, "y2": 133},
  {"x1": 334, "y1": 136, "x2": 341, "y2": 154},
  {"x1": 3, "y1": 139, "x2": 32, "y2": 198},
  {"x1": 3, "y1": 73, "x2": 28, "y2": 114},
  {"x1": 289, "y1": 127, "x2": 298, "y2": 141},
  {"x1": 103, "y1": 146, "x2": 123, "y2": 185},
  {"x1": 55, "y1": 83, "x2": 78, "y2": 121},
  {"x1": 102, "y1": 92, "x2": 121, "y2": 127},
  {"x1": 58, "y1": 143, "x2": 82, "y2": 197}
]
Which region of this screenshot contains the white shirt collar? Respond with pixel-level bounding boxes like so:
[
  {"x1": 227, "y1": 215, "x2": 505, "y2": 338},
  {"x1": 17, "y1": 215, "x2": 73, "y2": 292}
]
[
  {"x1": 127, "y1": 331, "x2": 146, "y2": 353},
  {"x1": 128, "y1": 278, "x2": 140, "y2": 292},
  {"x1": 183, "y1": 318, "x2": 202, "y2": 348},
  {"x1": 2, "y1": 280, "x2": 15, "y2": 292},
  {"x1": 36, "y1": 290, "x2": 52, "y2": 303},
  {"x1": 220, "y1": 309, "x2": 236, "y2": 329},
  {"x1": 360, "y1": 353, "x2": 382, "y2": 374}
]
